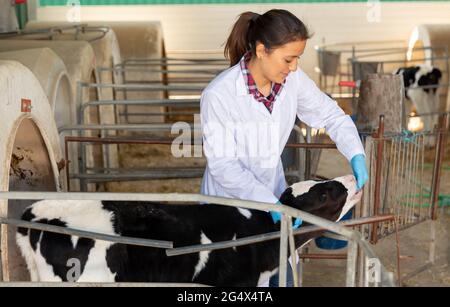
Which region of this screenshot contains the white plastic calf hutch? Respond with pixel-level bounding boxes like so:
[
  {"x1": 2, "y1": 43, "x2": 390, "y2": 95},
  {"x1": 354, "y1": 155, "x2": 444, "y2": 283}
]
[{"x1": 0, "y1": 60, "x2": 65, "y2": 281}]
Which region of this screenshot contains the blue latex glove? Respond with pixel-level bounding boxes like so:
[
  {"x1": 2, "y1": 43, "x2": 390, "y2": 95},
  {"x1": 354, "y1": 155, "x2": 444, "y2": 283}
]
[
  {"x1": 270, "y1": 201, "x2": 303, "y2": 229},
  {"x1": 351, "y1": 154, "x2": 369, "y2": 190}
]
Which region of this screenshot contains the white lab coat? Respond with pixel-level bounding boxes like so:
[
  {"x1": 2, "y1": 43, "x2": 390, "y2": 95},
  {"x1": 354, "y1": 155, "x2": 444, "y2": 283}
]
[{"x1": 200, "y1": 64, "x2": 365, "y2": 204}]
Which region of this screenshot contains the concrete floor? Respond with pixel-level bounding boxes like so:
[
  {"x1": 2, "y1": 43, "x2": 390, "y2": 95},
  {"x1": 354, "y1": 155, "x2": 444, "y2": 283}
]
[{"x1": 299, "y1": 213, "x2": 449, "y2": 287}]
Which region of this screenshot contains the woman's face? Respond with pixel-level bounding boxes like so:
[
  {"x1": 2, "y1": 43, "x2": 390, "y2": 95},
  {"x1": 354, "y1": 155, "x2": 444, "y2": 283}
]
[{"x1": 257, "y1": 39, "x2": 307, "y2": 84}]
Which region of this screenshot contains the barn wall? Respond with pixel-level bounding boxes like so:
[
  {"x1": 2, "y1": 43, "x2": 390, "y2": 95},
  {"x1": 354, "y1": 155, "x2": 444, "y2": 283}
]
[{"x1": 34, "y1": 1, "x2": 450, "y2": 81}]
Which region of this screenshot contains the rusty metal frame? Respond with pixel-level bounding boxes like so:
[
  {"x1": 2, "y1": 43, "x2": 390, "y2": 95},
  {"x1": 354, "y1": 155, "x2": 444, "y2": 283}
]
[{"x1": 63, "y1": 135, "x2": 339, "y2": 192}]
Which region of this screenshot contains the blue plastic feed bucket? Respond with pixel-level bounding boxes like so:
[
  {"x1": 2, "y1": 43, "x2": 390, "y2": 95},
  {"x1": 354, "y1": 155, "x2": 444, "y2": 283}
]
[{"x1": 315, "y1": 210, "x2": 352, "y2": 250}]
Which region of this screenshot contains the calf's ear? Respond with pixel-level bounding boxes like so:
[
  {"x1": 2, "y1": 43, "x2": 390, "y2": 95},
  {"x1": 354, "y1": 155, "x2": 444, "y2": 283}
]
[
  {"x1": 433, "y1": 68, "x2": 442, "y2": 79},
  {"x1": 279, "y1": 187, "x2": 297, "y2": 206}
]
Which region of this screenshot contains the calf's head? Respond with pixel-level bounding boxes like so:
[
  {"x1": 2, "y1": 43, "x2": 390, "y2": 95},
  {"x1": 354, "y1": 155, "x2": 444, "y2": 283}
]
[{"x1": 279, "y1": 175, "x2": 362, "y2": 223}]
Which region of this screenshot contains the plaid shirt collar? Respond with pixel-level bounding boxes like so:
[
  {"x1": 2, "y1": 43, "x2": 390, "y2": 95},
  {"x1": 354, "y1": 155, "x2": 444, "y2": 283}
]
[{"x1": 239, "y1": 51, "x2": 285, "y2": 113}]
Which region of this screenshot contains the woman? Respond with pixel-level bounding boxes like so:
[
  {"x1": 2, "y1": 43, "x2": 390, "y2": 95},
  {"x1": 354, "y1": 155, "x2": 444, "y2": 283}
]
[{"x1": 199, "y1": 9, "x2": 368, "y2": 286}]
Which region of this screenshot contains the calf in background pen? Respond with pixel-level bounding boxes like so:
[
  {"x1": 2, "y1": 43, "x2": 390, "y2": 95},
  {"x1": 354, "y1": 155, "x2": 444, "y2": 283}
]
[
  {"x1": 16, "y1": 175, "x2": 362, "y2": 286},
  {"x1": 394, "y1": 64, "x2": 442, "y2": 133}
]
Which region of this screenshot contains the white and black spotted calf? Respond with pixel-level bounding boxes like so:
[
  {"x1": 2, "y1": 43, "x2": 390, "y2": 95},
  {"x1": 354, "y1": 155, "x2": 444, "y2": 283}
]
[
  {"x1": 16, "y1": 175, "x2": 362, "y2": 286},
  {"x1": 394, "y1": 64, "x2": 442, "y2": 132}
]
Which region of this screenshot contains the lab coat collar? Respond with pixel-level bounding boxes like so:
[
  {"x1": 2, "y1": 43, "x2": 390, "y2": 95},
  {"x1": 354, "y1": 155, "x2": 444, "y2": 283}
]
[
  {"x1": 236, "y1": 67, "x2": 290, "y2": 99},
  {"x1": 235, "y1": 65, "x2": 290, "y2": 119},
  {"x1": 236, "y1": 69, "x2": 248, "y2": 96}
]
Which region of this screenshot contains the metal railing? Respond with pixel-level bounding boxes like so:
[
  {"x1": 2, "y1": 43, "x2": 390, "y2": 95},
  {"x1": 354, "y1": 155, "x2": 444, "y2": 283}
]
[
  {"x1": 359, "y1": 114, "x2": 448, "y2": 284},
  {"x1": 363, "y1": 114, "x2": 448, "y2": 241},
  {"x1": 105, "y1": 55, "x2": 227, "y2": 123},
  {"x1": 278, "y1": 115, "x2": 447, "y2": 286},
  {"x1": 72, "y1": 53, "x2": 226, "y2": 190},
  {"x1": 58, "y1": 129, "x2": 334, "y2": 192},
  {"x1": 0, "y1": 191, "x2": 395, "y2": 287},
  {"x1": 0, "y1": 24, "x2": 110, "y2": 42}
]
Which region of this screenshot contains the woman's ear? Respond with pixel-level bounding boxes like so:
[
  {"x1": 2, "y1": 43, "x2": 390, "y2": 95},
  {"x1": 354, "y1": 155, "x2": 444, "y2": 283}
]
[{"x1": 255, "y1": 41, "x2": 267, "y2": 60}]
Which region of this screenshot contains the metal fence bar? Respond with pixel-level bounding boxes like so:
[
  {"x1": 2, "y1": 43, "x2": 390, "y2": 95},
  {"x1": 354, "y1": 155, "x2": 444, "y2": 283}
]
[
  {"x1": 84, "y1": 166, "x2": 205, "y2": 172},
  {"x1": 82, "y1": 99, "x2": 200, "y2": 109},
  {"x1": 319, "y1": 45, "x2": 445, "y2": 54},
  {"x1": 371, "y1": 115, "x2": 385, "y2": 243},
  {"x1": 122, "y1": 57, "x2": 227, "y2": 63},
  {"x1": 0, "y1": 217, "x2": 172, "y2": 249},
  {"x1": 346, "y1": 240, "x2": 358, "y2": 287},
  {"x1": 118, "y1": 111, "x2": 199, "y2": 117},
  {"x1": 71, "y1": 170, "x2": 205, "y2": 182},
  {"x1": 61, "y1": 135, "x2": 338, "y2": 189},
  {"x1": 431, "y1": 114, "x2": 448, "y2": 220},
  {"x1": 287, "y1": 220, "x2": 299, "y2": 287},
  {"x1": 121, "y1": 61, "x2": 225, "y2": 66},
  {"x1": 0, "y1": 192, "x2": 357, "y2": 239},
  {"x1": 79, "y1": 82, "x2": 205, "y2": 91},
  {"x1": 278, "y1": 215, "x2": 289, "y2": 287},
  {"x1": 58, "y1": 124, "x2": 198, "y2": 134},
  {"x1": 353, "y1": 56, "x2": 450, "y2": 64},
  {"x1": 166, "y1": 215, "x2": 394, "y2": 257},
  {"x1": 5, "y1": 25, "x2": 110, "y2": 42},
  {"x1": 107, "y1": 67, "x2": 222, "y2": 75}
]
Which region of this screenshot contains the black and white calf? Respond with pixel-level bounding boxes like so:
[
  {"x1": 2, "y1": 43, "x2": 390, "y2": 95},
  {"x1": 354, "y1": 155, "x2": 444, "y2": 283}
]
[
  {"x1": 16, "y1": 175, "x2": 362, "y2": 286},
  {"x1": 394, "y1": 64, "x2": 442, "y2": 132}
]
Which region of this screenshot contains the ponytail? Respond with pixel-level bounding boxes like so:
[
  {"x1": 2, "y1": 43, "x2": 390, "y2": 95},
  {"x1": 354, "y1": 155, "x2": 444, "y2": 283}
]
[
  {"x1": 224, "y1": 9, "x2": 312, "y2": 67},
  {"x1": 224, "y1": 12, "x2": 259, "y2": 67}
]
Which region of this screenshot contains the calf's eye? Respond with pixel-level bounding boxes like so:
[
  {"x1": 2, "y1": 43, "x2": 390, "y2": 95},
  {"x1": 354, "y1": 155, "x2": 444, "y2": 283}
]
[{"x1": 320, "y1": 193, "x2": 327, "y2": 203}]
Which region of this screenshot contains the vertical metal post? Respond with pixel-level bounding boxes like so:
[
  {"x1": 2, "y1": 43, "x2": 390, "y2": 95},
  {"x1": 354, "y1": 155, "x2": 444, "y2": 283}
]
[
  {"x1": 295, "y1": 126, "x2": 305, "y2": 181},
  {"x1": 346, "y1": 239, "x2": 358, "y2": 287},
  {"x1": 362, "y1": 136, "x2": 373, "y2": 238},
  {"x1": 76, "y1": 82, "x2": 87, "y2": 192},
  {"x1": 305, "y1": 127, "x2": 312, "y2": 180},
  {"x1": 429, "y1": 220, "x2": 436, "y2": 264},
  {"x1": 161, "y1": 42, "x2": 170, "y2": 122},
  {"x1": 371, "y1": 115, "x2": 385, "y2": 244},
  {"x1": 121, "y1": 64, "x2": 129, "y2": 124},
  {"x1": 65, "y1": 137, "x2": 71, "y2": 192},
  {"x1": 394, "y1": 217, "x2": 401, "y2": 286},
  {"x1": 279, "y1": 215, "x2": 289, "y2": 287},
  {"x1": 0, "y1": 247, "x2": 3, "y2": 282},
  {"x1": 96, "y1": 67, "x2": 111, "y2": 171},
  {"x1": 297, "y1": 247, "x2": 304, "y2": 287},
  {"x1": 161, "y1": 42, "x2": 170, "y2": 100},
  {"x1": 357, "y1": 246, "x2": 365, "y2": 287},
  {"x1": 430, "y1": 114, "x2": 447, "y2": 220},
  {"x1": 287, "y1": 221, "x2": 298, "y2": 287}
]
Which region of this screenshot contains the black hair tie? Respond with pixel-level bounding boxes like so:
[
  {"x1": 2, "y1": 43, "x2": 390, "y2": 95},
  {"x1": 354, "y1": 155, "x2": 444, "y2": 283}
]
[{"x1": 251, "y1": 14, "x2": 260, "y2": 22}]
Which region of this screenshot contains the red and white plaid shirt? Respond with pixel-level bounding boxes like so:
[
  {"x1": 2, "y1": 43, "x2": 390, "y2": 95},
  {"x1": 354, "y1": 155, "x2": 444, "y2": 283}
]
[{"x1": 239, "y1": 52, "x2": 285, "y2": 113}]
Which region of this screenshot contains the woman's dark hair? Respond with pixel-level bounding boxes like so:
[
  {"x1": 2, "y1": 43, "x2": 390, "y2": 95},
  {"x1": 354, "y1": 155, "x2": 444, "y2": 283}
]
[{"x1": 224, "y1": 9, "x2": 312, "y2": 66}]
